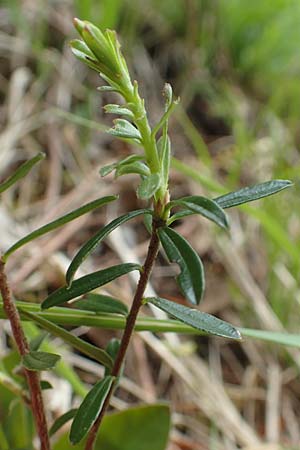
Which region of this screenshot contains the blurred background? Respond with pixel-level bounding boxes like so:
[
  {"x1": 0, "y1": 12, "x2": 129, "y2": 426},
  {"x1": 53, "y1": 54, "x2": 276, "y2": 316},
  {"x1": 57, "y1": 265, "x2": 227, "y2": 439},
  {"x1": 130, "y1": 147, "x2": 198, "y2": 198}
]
[{"x1": 1, "y1": 1, "x2": 300, "y2": 449}]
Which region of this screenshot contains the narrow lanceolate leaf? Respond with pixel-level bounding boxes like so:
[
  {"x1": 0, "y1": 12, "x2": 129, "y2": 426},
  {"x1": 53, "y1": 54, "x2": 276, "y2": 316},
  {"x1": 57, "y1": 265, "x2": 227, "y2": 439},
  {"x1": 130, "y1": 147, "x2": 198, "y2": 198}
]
[
  {"x1": 69, "y1": 39, "x2": 101, "y2": 72},
  {"x1": 70, "y1": 376, "x2": 115, "y2": 444},
  {"x1": 167, "y1": 210, "x2": 194, "y2": 225},
  {"x1": 104, "y1": 104, "x2": 134, "y2": 119},
  {"x1": 144, "y1": 212, "x2": 153, "y2": 234},
  {"x1": 137, "y1": 173, "x2": 160, "y2": 200},
  {"x1": 42, "y1": 263, "x2": 141, "y2": 309},
  {"x1": 158, "y1": 227, "x2": 205, "y2": 305},
  {"x1": 106, "y1": 338, "x2": 121, "y2": 361},
  {"x1": 214, "y1": 180, "x2": 293, "y2": 209},
  {"x1": 74, "y1": 294, "x2": 128, "y2": 316},
  {"x1": 147, "y1": 297, "x2": 241, "y2": 340},
  {"x1": 157, "y1": 135, "x2": 171, "y2": 193},
  {"x1": 115, "y1": 161, "x2": 150, "y2": 178},
  {"x1": 3, "y1": 195, "x2": 117, "y2": 261},
  {"x1": 66, "y1": 210, "x2": 148, "y2": 285},
  {"x1": 22, "y1": 351, "x2": 60, "y2": 371},
  {"x1": 105, "y1": 339, "x2": 121, "y2": 376},
  {"x1": 20, "y1": 309, "x2": 113, "y2": 369},
  {"x1": 0, "y1": 152, "x2": 45, "y2": 195},
  {"x1": 169, "y1": 196, "x2": 228, "y2": 229},
  {"x1": 99, "y1": 155, "x2": 144, "y2": 177},
  {"x1": 107, "y1": 119, "x2": 142, "y2": 141},
  {"x1": 97, "y1": 85, "x2": 119, "y2": 93},
  {"x1": 49, "y1": 409, "x2": 77, "y2": 437}
]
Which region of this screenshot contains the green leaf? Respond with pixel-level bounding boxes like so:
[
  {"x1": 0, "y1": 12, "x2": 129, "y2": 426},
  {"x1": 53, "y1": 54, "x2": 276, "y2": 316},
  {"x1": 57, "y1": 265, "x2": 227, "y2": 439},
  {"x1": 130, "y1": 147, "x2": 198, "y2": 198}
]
[
  {"x1": 66, "y1": 210, "x2": 148, "y2": 285},
  {"x1": 96, "y1": 404, "x2": 170, "y2": 450},
  {"x1": 70, "y1": 376, "x2": 115, "y2": 444},
  {"x1": 167, "y1": 210, "x2": 194, "y2": 225},
  {"x1": 0, "y1": 424, "x2": 9, "y2": 450},
  {"x1": 97, "y1": 85, "x2": 119, "y2": 93},
  {"x1": 3, "y1": 195, "x2": 117, "y2": 261},
  {"x1": 137, "y1": 173, "x2": 160, "y2": 199},
  {"x1": 69, "y1": 39, "x2": 101, "y2": 71},
  {"x1": 99, "y1": 155, "x2": 144, "y2": 177},
  {"x1": 42, "y1": 263, "x2": 141, "y2": 309},
  {"x1": 22, "y1": 351, "x2": 60, "y2": 371},
  {"x1": 143, "y1": 212, "x2": 153, "y2": 234},
  {"x1": 104, "y1": 104, "x2": 134, "y2": 119},
  {"x1": 158, "y1": 227, "x2": 205, "y2": 305},
  {"x1": 0, "y1": 152, "x2": 45, "y2": 195},
  {"x1": 152, "y1": 84, "x2": 179, "y2": 137},
  {"x1": 79, "y1": 22, "x2": 119, "y2": 77},
  {"x1": 115, "y1": 161, "x2": 150, "y2": 178},
  {"x1": 147, "y1": 297, "x2": 241, "y2": 340},
  {"x1": 74, "y1": 294, "x2": 128, "y2": 316},
  {"x1": 168, "y1": 195, "x2": 228, "y2": 229},
  {"x1": 50, "y1": 409, "x2": 78, "y2": 437},
  {"x1": 157, "y1": 134, "x2": 171, "y2": 193},
  {"x1": 6, "y1": 399, "x2": 34, "y2": 449},
  {"x1": 107, "y1": 119, "x2": 142, "y2": 140},
  {"x1": 20, "y1": 309, "x2": 113, "y2": 369},
  {"x1": 214, "y1": 179, "x2": 293, "y2": 209},
  {"x1": 105, "y1": 338, "x2": 121, "y2": 361},
  {"x1": 104, "y1": 338, "x2": 121, "y2": 376},
  {"x1": 29, "y1": 331, "x2": 48, "y2": 351},
  {"x1": 53, "y1": 404, "x2": 170, "y2": 450}
]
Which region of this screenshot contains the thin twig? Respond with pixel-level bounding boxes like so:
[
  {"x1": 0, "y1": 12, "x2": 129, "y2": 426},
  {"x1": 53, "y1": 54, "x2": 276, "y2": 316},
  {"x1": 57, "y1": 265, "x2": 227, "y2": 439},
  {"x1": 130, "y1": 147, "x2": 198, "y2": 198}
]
[
  {"x1": 84, "y1": 218, "x2": 162, "y2": 450},
  {"x1": 0, "y1": 258, "x2": 50, "y2": 450}
]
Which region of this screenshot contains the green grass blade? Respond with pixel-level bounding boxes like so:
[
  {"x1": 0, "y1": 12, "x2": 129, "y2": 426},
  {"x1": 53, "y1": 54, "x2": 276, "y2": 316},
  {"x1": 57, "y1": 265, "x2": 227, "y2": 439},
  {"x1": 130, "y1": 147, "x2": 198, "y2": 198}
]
[
  {"x1": 0, "y1": 152, "x2": 45, "y2": 194},
  {"x1": 42, "y1": 263, "x2": 141, "y2": 309},
  {"x1": 66, "y1": 209, "x2": 148, "y2": 286},
  {"x1": 3, "y1": 195, "x2": 117, "y2": 261},
  {"x1": 20, "y1": 309, "x2": 113, "y2": 369},
  {"x1": 3, "y1": 300, "x2": 300, "y2": 349},
  {"x1": 239, "y1": 328, "x2": 300, "y2": 347}
]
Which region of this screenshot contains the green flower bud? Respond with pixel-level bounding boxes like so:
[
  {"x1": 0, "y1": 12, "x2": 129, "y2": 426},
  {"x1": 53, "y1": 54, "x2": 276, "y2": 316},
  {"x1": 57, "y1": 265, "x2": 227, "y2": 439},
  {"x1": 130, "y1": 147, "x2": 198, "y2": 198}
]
[{"x1": 72, "y1": 18, "x2": 133, "y2": 94}]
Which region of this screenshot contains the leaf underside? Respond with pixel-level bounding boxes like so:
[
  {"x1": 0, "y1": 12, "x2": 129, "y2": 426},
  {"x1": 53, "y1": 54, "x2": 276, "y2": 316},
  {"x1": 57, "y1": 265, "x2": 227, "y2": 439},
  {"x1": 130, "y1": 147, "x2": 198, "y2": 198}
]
[
  {"x1": 147, "y1": 296, "x2": 241, "y2": 340},
  {"x1": 214, "y1": 179, "x2": 292, "y2": 209}
]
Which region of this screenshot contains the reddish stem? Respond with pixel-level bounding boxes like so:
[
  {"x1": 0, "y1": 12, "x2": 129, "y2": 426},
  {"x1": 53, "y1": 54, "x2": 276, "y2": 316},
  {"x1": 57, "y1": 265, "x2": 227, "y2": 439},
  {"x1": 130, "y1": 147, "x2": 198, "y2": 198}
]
[
  {"x1": 84, "y1": 218, "x2": 162, "y2": 450},
  {"x1": 0, "y1": 258, "x2": 50, "y2": 450}
]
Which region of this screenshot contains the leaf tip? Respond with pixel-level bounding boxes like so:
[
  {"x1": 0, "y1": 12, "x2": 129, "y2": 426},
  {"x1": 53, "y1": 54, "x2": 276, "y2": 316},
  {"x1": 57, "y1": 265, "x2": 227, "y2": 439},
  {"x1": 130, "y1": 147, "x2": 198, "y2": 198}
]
[
  {"x1": 40, "y1": 302, "x2": 48, "y2": 310},
  {"x1": 235, "y1": 328, "x2": 243, "y2": 341}
]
